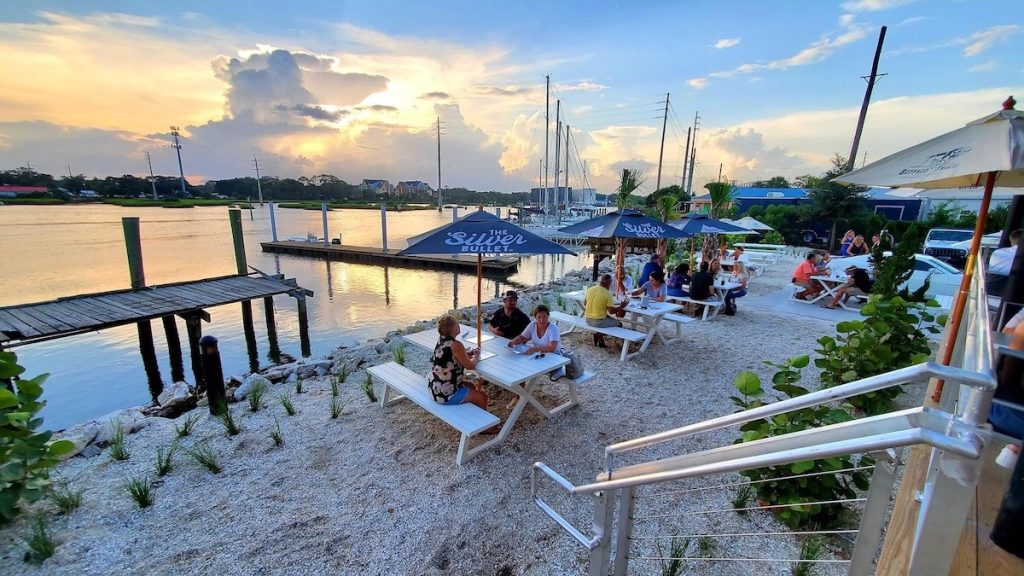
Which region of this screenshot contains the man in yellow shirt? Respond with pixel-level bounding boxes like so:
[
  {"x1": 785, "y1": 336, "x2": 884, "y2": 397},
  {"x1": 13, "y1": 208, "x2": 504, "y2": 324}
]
[{"x1": 584, "y1": 274, "x2": 628, "y2": 348}]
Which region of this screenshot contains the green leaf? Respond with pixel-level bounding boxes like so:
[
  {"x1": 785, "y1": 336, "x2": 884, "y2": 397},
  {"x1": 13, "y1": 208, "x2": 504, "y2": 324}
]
[
  {"x1": 47, "y1": 439, "x2": 75, "y2": 456},
  {"x1": 790, "y1": 355, "x2": 810, "y2": 369},
  {"x1": 840, "y1": 370, "x2": 859, "y2": 382},
  {"x1": 790, "y1": 460, "x2": 815, "y2": 474},
  {"x1": 836, "y1": 321, "x2": 855, "y2": 333},
  {"x1": 741, "y1": 430, "x2": 763, "y2": 443},
  {"x1": 733, "y1": 371, "x2": 763, "y2": 396},
  {"x1": 773, "y1": 383, "x2": 809, "y2": 398}
]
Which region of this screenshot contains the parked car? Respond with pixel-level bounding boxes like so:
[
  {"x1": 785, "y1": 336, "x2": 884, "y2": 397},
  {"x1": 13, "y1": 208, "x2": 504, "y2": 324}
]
[
  {"x1": 922, "y1": 228, "x2": 978, "y2": 269},
  {"x1": 834, "y1": 253, "x2": 962, "y2": 297}
]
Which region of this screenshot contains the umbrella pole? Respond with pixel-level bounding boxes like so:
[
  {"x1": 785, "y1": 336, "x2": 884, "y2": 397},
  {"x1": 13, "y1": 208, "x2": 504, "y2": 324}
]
[
  {"x1": 931, "y1": 171, "x2": 996, "y2": 405},
  {"x1": 477, "y1": 253, "x2": 483, "y2": 349},
  {"x1": 616, "y1": 238, "x2": 625, "y2": 295}
]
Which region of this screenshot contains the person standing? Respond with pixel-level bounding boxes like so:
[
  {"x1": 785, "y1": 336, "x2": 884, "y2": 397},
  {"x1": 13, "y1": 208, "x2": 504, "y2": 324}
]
[
  {"x1": 488, "y1": 290, "x2": 530, "y2": 339},
  {"x1": 639, "y1": 254, "x2": 663, "y2": 286},
  {"x1": 847, "y1": 235, "x2": 869, "y2": 256},
  {"x1": 840, "y1": 230, "x2": 856, "y2": 256},
  {"x1": 584, "y1": 274, "x2": 628, "y2": 348}
]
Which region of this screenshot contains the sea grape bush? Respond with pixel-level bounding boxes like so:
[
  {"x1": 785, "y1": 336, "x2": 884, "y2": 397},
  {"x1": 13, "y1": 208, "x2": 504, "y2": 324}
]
[{"x1": 0, "y1": 352, "x2": 74, "y2": 524}]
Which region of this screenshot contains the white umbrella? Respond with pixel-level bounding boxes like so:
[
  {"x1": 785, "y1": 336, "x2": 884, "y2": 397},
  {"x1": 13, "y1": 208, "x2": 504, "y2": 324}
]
[
  {"x1": 728, "y1": 216, "x2": 773, "y2": 232},
  {"x1": 835, "y1": 95, "x2": 1023, "y2": 402}
]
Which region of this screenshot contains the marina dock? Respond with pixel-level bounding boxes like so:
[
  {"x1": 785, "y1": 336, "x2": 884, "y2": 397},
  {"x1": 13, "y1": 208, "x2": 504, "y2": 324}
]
[{"x1": 260, "y1": 240, "x2": 521, "y2": 273}]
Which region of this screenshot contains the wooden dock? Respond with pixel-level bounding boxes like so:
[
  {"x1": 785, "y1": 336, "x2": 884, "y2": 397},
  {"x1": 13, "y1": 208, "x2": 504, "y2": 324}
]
[
  {"x1": 0, "y1": 273, "x2": 302, "y2": 347},
  {"x1": 260, "y1": 240, "x2": 520, "y2": 273}
]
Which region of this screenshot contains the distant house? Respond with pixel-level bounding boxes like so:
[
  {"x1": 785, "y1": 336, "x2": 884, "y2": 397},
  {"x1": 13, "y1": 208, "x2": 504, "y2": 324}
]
[
  {"x1": 78, "y1": 190, "x2": 99, "y2": 198},
  {"x1": 395, "y1": 180, "x2": 432, "y2": 197},
  {"x1": 0, "y1": 185, "x2": 48, "y2": 198},
  {"x1": 359, "y1": 179, "x2": 393, "y2": 195}
]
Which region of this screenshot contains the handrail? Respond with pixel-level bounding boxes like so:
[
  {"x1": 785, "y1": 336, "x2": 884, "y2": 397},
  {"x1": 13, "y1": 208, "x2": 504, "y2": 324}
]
[
  {"x1": 956, "y1": 259, "x2": 996, "y2": 426},
  {"x1": 531, "y1": 463, "x2": 603, "y2": 550},
  {"x1": 603, "y1": 361, "x2": 994, "y2": 474}
]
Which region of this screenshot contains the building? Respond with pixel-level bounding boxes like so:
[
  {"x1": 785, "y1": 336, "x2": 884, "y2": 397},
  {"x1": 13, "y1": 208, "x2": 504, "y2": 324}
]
[
  {"x1": 0, "y1": 185, "x2": 48, "y2": 198},
  {"x1": 358, "y1": 179, "x2": 393, "y2": 195},
  {"x1": 688, "y1": 186, "x2": 922, "y2": 221},
  {"x1": 395, "y1": 180, "x2": 432, "y2": 197},
  {"x1": 78, "y1": 190, "x2": 99, "y2": 198},
  {"x1": 881, "y1": 186, "x2": 1023, "y2": 220}
]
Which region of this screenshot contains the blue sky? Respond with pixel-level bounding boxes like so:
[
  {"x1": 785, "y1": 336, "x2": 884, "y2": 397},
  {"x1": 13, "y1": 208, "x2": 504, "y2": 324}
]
[{"x1": 0, "y1": 0, "x2": 1020, "y2": 192}]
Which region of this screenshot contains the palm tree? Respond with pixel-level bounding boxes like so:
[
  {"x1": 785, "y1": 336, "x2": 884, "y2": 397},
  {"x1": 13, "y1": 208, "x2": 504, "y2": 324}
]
[
  {"x1": 704, "y1": 182, "x2": 736, "y2": 219},
  {"x1": 615, "y1": 169, "x2": 646, "y2": 209},
  {"x1": 655, "y1": 194, "x2": 680, "y2": 223}
]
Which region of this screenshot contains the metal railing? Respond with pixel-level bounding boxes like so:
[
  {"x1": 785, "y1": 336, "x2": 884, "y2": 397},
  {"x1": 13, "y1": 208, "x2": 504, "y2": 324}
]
[{"x1": 532, "y1": 260, "x2": 998, "y2": 575}]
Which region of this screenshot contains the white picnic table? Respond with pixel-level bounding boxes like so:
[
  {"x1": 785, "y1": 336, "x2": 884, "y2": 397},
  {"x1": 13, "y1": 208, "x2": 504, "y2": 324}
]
[
  {"x1": 402, "y1": 324, "x2": 574, "y2": 458},
  {"x1": 561, "y1": 289, "x2": 684, "y2": 353},
  {"x1": 810, "y1": 274, "x2": 858, "y2": 310}
]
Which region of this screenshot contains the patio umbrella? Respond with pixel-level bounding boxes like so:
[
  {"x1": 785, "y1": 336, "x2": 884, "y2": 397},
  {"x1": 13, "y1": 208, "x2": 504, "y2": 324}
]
[
  {"x1": 399, "y1": 208, "x2": 573, "y2": 346},
  {"x1": 728, "y1": 216, "x2": 774, "y2": 232},
  {"x1": 670, "y1": 214, "x2": 753, "y2": 267},
  {"x1": 559, "y1": 209, "x2": 692, "y2": 293},
  {"x1": 835, "y1": 95, "x2": 1024, "y2": 401}
]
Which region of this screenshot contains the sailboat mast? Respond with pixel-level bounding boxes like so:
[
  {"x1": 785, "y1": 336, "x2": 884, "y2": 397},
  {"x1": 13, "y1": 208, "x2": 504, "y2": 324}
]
[
  {"x1": 553, "y1": 99, "x2": 561, "y2": 219},
  {"x1": 655, "y1": 92, "x2": 669, "y2": 191},
  {"x1": 253, "y1": 156, "x2": 264, "y2": 206},
  {"x1": 436, "y1": 115, "x2": 443, "y2": 211},
  {"x1": 543, "y1": 75, "x2": 550, "y2": 213},
  {"x1": 563, "y1": 124, "x2": 570, "y2": 224}
]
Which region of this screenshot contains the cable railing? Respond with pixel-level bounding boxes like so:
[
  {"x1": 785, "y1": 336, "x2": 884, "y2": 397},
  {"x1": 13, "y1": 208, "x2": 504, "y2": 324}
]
[{"x1": 531, "y1": 258, "x2": 998, "y2": 575}]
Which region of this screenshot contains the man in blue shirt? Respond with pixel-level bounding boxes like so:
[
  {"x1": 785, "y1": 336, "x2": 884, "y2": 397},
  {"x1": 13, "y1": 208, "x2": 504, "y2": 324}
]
[{"x1": 639, "y1": 254, "x2": 663, "y2": 285}]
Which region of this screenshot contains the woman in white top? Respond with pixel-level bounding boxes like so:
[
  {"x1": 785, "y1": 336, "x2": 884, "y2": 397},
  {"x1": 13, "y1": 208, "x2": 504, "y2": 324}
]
[{"x1": 508, "y1": 304, "x2": 561, "y2": 355}]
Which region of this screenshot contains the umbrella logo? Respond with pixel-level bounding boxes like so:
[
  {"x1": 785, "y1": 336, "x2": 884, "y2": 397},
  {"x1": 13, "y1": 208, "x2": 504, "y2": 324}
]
[
  {"x1": 621, "y1": 223, "x2": 667, "y2": 238},
  {"x1": 444, "y1": 230, "x2": 529, "y2": 253},
  {"x1": 898, "y1": 146, "x2": 972, "y2": 178}
]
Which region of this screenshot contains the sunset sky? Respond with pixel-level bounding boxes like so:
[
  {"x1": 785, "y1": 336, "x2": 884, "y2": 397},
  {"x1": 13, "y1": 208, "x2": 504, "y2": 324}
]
[{"x1": 0, "y1": 0, "x2": 1021, "y2": 194}]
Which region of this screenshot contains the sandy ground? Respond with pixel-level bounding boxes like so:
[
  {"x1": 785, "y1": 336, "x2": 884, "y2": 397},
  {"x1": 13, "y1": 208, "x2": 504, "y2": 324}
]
[{"x1": 1, "y1": 252, "x2": 887, "y2": 575}]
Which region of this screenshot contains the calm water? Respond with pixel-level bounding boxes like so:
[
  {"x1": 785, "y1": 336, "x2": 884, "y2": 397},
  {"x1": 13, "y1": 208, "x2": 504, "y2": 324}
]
[{"x1": 0, "y1": 204, "x2": 587, "y2": 429}]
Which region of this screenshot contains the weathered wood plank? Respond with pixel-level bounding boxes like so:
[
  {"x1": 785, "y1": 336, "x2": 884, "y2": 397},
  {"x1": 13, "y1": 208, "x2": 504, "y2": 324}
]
[
  {"x1": 14, "y1": 307, "x2": 76, "y2": 333},
  {"x1": 0, "y1": 310, "x2": 43, "y2": 338},
  {"x1": 33, "y1": 303, "x2": 96, "y2": 329}
]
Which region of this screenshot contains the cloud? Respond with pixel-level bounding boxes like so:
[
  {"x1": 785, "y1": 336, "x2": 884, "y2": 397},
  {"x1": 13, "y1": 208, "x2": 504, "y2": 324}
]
[
  {"x1": 687, "y1": 15, "x2": 868, "y2": 89},
  {"x1": 897, "y1": 16, "x2": 931, "y2": 27},
  {"x1": 356, "y1": 104, "x2": 399, "y2": 113},
  {"x1": 842, "y1": 0, "x2": 915, "y2": 11},
  {"x1": 968, "y1": 60, "x2": 997, "y2": 73},
  {"x1": 555, "y1": 81, "x2": 609, "y2": 92},
  {"x1": 962, "y1": 25, "x2": 1018, "y2": 57},
  {"x1": 419, "y1": 91, "x2": 450, "y2": 100},
  {"x1": 278, "y1": 104, "x2": 349, "y2": 121},
  {"x1": 471, "y1": 85, "x2": 534, "y2": 97},
  {"x1": 712, "y1": 38, "x2": 741, "y2": 50}
]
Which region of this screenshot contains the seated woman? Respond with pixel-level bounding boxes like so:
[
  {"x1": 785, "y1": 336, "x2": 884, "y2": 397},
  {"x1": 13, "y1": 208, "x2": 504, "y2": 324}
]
[
  {"x1": 667, "y1": 263, "x2": 690, "y2": 298},
  {"x1": 847, "y1": 235, "x2": 869, "y2": 256},
  {"x1": 632, "y1": 270, "x2": 668, "y2": 302},
  {"x1": 508, "y1": 304, "x2": 561, "y2": 355},
  {"x1": 723, "y1": 261, "x2": 749, "y2": 315},
  {"x1": 428, "y1": 314, "x2": 492, "y2": 417},
  {"x1": 709, "y1": 258, "x2": 722, "y2": 279},
  {"x1": 989, "y1": 308, "x2": 1024, "y2": 439},
  {"x1": 825, "y1": 266, "x2": 873, "y2": 309},
  {"x1": 730, "y1": 246, "x2": 745, "y2": 261}
]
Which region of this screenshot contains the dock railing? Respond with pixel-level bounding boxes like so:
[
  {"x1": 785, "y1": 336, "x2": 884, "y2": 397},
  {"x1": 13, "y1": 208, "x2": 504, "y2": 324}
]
[{"x1": 532, "y1": 259, "x2": 998, "y2": 575}]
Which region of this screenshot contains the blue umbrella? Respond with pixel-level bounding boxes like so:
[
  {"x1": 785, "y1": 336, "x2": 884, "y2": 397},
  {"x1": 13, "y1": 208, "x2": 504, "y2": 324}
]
[{"x1": 400, "y1": 209, "x2": 572, "y2": 345}]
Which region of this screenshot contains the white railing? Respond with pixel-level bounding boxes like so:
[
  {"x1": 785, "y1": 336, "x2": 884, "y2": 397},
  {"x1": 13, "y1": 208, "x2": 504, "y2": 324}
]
[{"x1": 532, "y1": 260, "x2": 997, "y2": 575}]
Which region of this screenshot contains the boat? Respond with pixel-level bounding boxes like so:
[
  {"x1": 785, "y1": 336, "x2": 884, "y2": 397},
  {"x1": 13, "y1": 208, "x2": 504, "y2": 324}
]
[{"x1": 287, "y1": 232, "x2": 320, "y2": 243}]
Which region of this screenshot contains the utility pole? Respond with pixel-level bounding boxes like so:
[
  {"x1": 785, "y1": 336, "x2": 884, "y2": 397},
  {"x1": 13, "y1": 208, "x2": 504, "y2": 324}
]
[
  {"x1": 66, "y1": 164, "x2": 75, "y2": 196},
  {"x1": 847, "y1": 26, "x2": 887, "y2": 173},
  {"x1": 655, "y1": 92, "x2": 670, "y2": 191},
  {"x1": 169, "y1": 126, "x2": 186, "y2": 194},
  {"x1": 544, "y1": 75, "x2": 550, "y2": 212},
  {"x1": 553, "y1": 99, "x2": 561, "y2": 218},
  {"x1": 253, "y1": 157, "x2": 264, "y2": 205},
  {"x1": 146, "y1": 152, "x2": 157, "y2": 200},
  {"x1": 687, "y1": 146, "x2": 697, "y2": 196},
  {"x1": 435, "y1": 115, "x2": 444, "y2": 211},
  {"x1": 718, "y1": 163, "x2": 724, "y2": 183},
  {"x1": 681, "y1": 127, "x2": 691, "y2": 188}
]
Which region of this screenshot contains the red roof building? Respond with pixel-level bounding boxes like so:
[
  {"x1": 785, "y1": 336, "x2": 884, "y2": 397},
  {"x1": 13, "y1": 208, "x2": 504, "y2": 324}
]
[{"x1": 0, "y1": 185, "x2": 48, "y2": 197}]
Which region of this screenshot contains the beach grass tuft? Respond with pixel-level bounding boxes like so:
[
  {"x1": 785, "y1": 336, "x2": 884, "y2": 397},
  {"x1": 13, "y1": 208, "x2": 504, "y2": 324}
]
[
  {"x1": 185, "y1": 442, "x2": 222, "y2": 474},
  {"x1": 125, "y1": 476, "x2": 154, "y2": 508},
  {"x1": 22, "y1": 515, "x2": 55, "y2": 565},
  {"x1": 393, "y1": 343, "x2": 406, "y2": 366},
  {"x1": 696, "y1": 535, "x2": 717, "y2": 558},
  {"x1": 155, "y1": 444, "x2": 175, "y2": 477},
  {"x1": 361, "y1": 373, "x2": 377, "y2": 403},
  {"x1": 214, "y1": 403, "x2": 241, "y2": 436},
  {"x1": 270, "y1": 417, "x2": 284, "y2": 447},
  {"x1": 108, "y1": 422, "x2": 130, "y2": 461},
  {"x1": 247, "y1": 381, "x2": 267, "y2": 412},
  {"x1": 732, "y1": 483, "x2": 753, "y2": 515},
  {"x1": 295, "y1": 377, "x2": 303, "y2": 394},
  {"x1": 174, "y1": 413, "x2": 200, "y2": 438},
  {"x1": 330, "y1": 375, "x2": 339, "y2": 397},
  {"x1": 280, "y1": 394, "x2": 296, "y2": 416},
  {"x1": 50, "y1": 484, "x2": 84, "y2": 515},
  {"x1": 792, "y1": 536, "x2": 824, "y2": 576},
  {"x1": 330, "y1": 396, "x2": 344, "y2": 419},
  {"x1": 336, "y1": 364, "x2": 350, "y2": 383},
  {"x1": 656, "y1": 536, "x2": 689, "y2": 576}
]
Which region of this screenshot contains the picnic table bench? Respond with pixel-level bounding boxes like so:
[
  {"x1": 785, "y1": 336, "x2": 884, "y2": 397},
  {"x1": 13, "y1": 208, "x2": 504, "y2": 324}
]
[
  {"x1": 549, "y1": 310, "x2": 646, "y2": 361},
  {"x1": 368, "y1": 362, "x2": 500, "y2": 465},
  {"x1": 556, "y1": 291, "x2": 685, "y2": 359}
]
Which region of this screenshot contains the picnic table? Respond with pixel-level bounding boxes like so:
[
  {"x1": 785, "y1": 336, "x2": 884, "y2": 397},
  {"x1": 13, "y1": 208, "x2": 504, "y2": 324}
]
[
  {"x1": 810, "y1": 274, "x2": 851, "y2": 309},
  {"x1": 561, "y1": 289, "x2": 684, "y2": 353},
  {"x1": 402, "y1": 324, "x2": 575, "y2": 460}
]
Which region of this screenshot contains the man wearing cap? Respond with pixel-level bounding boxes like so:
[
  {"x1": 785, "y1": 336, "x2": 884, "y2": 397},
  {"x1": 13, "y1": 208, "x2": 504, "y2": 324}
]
[
  {"x1": 489, "y1": 290, "x2": 530, "y2": 338},
  {"x1": 639, "y1": 254, "x2": 663, "y2": 286}
]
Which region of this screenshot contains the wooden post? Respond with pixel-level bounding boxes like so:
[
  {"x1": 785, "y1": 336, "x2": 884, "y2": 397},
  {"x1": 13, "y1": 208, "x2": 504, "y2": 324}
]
[
  {"x1": 137, "y1": 320, "x2": 163, "y2": 401},
  {"x1": 268, "y1": 201, "x2": 278, "y2": 242},
  {"x1": 321, "y1": 202, "x2": 329, "y2": 246},
  {"x1": 296, "y1": 295, "x2": 311, "y2": 358},
  {"x1": 380, "y1": 203, "x2": 388, "y2": 252},
  {"x1": 122, "y1": 217, "x2": 145, "y2": 289},
  {"x1": 228, "y1": 209, "x2": 246, "y2": 275},
  {"x1": 162, "y1": 316, "x2": 185, "y2": 382},
  {"x1": 264, "y1": 296, "x2": 281, "y2": 364},
  {"x1": 241, "y1": 301, "x2": 259, "y2": 372},
  {"x1": 184, "y1": 313, "x2": 205, "y2": 393},
  {"x1": 199, "y1": 336, "x2": 226, "y2": 415}
]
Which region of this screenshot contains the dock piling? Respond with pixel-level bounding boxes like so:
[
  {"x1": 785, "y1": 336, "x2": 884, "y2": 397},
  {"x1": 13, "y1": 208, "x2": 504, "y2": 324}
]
[
  {"x1": 321, "y1": 202, "x2": 329, "y2": 246},
  {"x1": 162, "y1": 316, "x2": 185, "y2": 382},
  {"x1": 380, "y1": 203, "x2": 388, "y2": 252},
  {"x1": 199, "y1": 335, "x2": 226, "y2": 415},
  {"x1": 269, "y1": 202, "x2": 278, "y2": 242},
  {"x1": 137, "y1": 320, "x2": 163, "y2": 401},
  {"x1": 264, "y1": 296, "x2": 281, "y2": 364},
  {"x1": 230, "y1": 209, "x2": 260, "y2": 371},
  {"x1": 296, "y1": 295, "x2": 311, "y2": 358},
  {"x1": 241, "y1": 302, "x2": 259, "y2": 372},
  {"x1": 229, "y1": 209, "x2": 247, "y2": 275},
  {"x1": 122, "y1": 217, "x2": 145, "y2": 289},
  {"x1": 184, "y1": 313, "x2": 205, "y2": 394}
]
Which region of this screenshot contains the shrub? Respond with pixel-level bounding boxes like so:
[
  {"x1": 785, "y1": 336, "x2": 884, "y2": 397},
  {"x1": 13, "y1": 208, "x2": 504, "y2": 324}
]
[
  {"x1": 280, "y1": 395, "x2": 296, "y2": 416},
  {"x1": 0, "y1": 352, "x2": 75, "y2": 523},
  {"x1": 761, "y1": 230, "x2": 785, "y2": 245},
  {"x1": 50, "y1": 484, "x2": 83, "y2": 514},
  {"x1": 174, "y1": 413, "x2": 200, "y2": 438},
  {"x1": 247, "y1": 381, "x2": 267, "y2": 412},
  {"x1": 185, "y1": 442, "x2": 221, "y2": 474},
  {"x1": 125, "y1": 476, "x2": 154, "y2": 508},
  {"x1": 108, "y1": 423, "x2": 130, "y2": 461},
  {"x1": 361, "y1": 373, "x2": 377, "y2": 403},
  {"x1": 732, "y1": 359, "x2": 872, "y2": 529},
  {"x1": 816, "y1": 296, "x2": 943, "y2": 415},
  {"x1": 22, "y1": 515, "x2": 55, "y2": 565}
]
